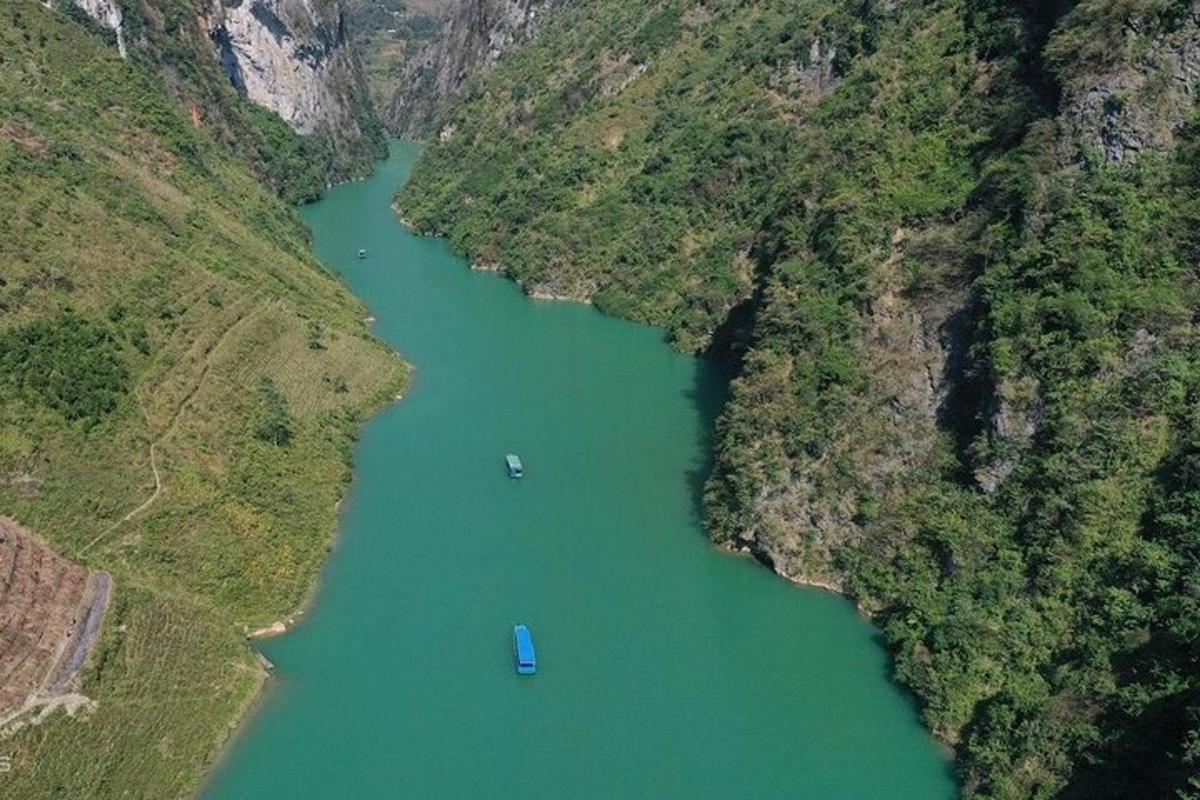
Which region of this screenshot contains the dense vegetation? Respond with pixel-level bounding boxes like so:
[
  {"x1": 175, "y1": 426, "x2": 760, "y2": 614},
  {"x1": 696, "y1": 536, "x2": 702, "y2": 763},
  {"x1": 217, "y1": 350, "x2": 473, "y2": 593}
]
[
  {"x1": 398, "y1": 0, "x2": 1200, "y2": 796},
  {"x1": 0, "y1": 4, "x2": 404, "y2": 796},
  {"x1": 0, "y1": 315, "x2": 129, "y2": 423}
]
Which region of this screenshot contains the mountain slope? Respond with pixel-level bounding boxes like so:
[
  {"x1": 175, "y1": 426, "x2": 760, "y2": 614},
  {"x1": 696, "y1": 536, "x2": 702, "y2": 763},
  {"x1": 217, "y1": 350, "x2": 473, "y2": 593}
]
[
  {"x1": 385, "y1": 0, "x2": 566, "y2": 137},
  {"x1": 346, "y1": 0, "x2": 449, "y2": 111},
  {"x1": 395, "y1": 1, "x2": 1200, "y2": 796},
  {"x1": 0, "y1": 4, "x2": 404, "y2": 796},
  {"x1": 60, "y1": 0, "x2": 387, "y2": 201}
]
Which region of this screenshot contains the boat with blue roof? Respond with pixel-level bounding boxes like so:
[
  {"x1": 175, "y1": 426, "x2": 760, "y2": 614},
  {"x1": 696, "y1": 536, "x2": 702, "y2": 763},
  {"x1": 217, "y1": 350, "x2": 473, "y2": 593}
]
[{"x1": 513, "y1": 624, "x2": 537, "y2": 675}]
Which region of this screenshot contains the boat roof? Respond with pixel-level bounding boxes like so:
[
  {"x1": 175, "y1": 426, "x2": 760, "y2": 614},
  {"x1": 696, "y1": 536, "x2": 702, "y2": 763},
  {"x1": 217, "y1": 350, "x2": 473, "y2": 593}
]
[
  {"x1": 505, "y1": 454, "x2": 522, "y2": 465},
  {"x1": 514, "y1": 624, "x2": 536, "y2": 662}
]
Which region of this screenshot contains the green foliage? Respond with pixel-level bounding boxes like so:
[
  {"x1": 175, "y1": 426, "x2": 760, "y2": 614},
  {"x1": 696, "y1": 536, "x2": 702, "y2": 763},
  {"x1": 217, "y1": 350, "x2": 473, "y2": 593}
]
[
  {"x1": 0, "y1": 314, "x2": 128, "y2": 422},
  {"x1": 252, "y1": 377, "x2": 294, "y2": 447},
  {"x1": 0, "y1": 4, "x2": 406, "y2": 798},
  {"x1": 345, "y1": 0, "x2": 445, "y2": 109},
  {"x1": 398, "y1": 0, "x2": 830, "y2": 348},
  {"x1": 237, "y1": 104, "x2": 339, "y2": 204},
  {"x1": 306, "y1": 317, "x2": 327, "y2": 350},
  {"x1": 398, "y1": 0, "x2": 1200, "y2": 797},
  {"x1": 69, "y1": 0, "x2": 389, "y2": 201}
]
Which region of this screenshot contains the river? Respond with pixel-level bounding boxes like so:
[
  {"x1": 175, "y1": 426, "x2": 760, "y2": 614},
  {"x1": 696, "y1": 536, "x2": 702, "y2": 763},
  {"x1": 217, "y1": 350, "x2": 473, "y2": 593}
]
[{"x1": 201, "y1": 142, "x2": 956, "y2": 799}]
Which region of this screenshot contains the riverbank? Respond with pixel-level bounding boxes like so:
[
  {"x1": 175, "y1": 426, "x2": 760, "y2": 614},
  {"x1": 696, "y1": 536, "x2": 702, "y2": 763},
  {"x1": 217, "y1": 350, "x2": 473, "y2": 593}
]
[
  {"x1": 0, "y1": 9, "x2": 410, "y2": 798},
  {"x1": 202, "y1": 141, "x2": 956, "y2": 800},
  {"x1": 195, "y1": 371, "x2": 407, "y2": 795}
]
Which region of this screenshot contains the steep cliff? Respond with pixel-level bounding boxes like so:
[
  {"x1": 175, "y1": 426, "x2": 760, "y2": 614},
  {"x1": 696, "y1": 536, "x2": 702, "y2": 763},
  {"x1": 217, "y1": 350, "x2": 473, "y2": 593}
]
[
  {"x1": 67, "y1": 0, "x2": 128, "y2": 55},
  {"x1": 396, "y1": 0, "x2": 1200, "y2": 796},
  {"x1": 203, "y1": 0, "x2": 378, "y2": 144},
  {"x1": 386, "y1": 0, "x2": 566, "y2": 137},
  {"x1": 60, "y1": 0, "x2": 385, "y2": 197},
  {"x1": 1053, "y1": 0, "x2": 1200, "y2": 165}
]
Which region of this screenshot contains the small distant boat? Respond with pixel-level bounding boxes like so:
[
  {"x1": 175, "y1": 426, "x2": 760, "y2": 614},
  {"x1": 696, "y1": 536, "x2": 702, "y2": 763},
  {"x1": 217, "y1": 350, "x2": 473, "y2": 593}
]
[
  {"x1": 505, "y1": 454, "x2": 523, "y2": 478},
  {"x1": 357, "y1": 249, "x2": 367, "y2": 259},
  {"x1": 513, "y1": 624, "x2": 537, "y2": 675}
]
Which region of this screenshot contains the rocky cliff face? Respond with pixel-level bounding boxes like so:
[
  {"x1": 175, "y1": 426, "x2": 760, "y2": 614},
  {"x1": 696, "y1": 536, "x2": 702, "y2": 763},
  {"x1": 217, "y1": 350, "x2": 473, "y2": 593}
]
[
  {"x1": 69, "y1": 0, "x2": 128, "y2": 56},
  {"x1": 1057, "y1": 0, "x2": 1200, "y2": 164},
  {"x1": 386, "y1": 0, "x2": 566, "y2": 137},
  {"x1": 61, "y1": 0, "x2": 383, "y2": 181},
  {"x1": 962, "y1": 1, "x2": 1200, "y2": 495},
  {"x1": 202, "y1": 0, "x2": 373, "y2": 142}
]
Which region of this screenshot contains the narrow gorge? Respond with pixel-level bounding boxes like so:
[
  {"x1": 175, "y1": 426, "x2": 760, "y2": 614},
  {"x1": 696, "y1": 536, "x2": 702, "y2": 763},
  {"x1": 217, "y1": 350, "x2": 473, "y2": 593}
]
[{"x1": 3, "y1": 1, "x2": 1200, "y2": 798}]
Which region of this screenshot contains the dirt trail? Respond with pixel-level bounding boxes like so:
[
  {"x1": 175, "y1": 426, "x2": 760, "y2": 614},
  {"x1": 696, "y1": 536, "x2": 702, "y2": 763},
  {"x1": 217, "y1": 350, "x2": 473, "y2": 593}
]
[{"x1": 78, "y1": 303, "x2": 262, "y2": 556}]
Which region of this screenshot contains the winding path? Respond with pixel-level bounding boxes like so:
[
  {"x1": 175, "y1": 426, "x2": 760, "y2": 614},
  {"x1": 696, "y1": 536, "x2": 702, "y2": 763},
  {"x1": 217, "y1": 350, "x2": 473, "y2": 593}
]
[{"x1": 78, "y1": 303, "x2": 261, "y2": 556}]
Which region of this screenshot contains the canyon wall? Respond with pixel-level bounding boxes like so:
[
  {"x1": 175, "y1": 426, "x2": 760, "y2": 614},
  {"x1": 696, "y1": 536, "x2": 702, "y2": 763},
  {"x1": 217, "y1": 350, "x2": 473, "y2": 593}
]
[{"x1": 386, "y1": 0, "x2": 567, "y2": 137}]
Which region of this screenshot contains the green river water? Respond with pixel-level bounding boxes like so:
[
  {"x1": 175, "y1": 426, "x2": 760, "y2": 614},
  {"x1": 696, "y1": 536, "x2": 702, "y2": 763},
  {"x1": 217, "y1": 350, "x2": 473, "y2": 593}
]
[{"x1": 202, "y1": 142, "x2": 956, "y2": 799}]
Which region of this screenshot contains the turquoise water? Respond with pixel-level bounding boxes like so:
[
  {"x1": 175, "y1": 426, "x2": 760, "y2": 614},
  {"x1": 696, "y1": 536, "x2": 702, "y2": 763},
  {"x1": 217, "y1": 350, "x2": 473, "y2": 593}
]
[{"x1": 202, "y1": 142, "x2": 956, "y2": 799}]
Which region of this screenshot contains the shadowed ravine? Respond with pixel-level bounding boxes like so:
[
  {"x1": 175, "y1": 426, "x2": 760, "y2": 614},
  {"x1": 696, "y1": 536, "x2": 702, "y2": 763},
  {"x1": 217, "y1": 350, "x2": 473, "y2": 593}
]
[{"x1": 201, "y1": 142, "x2": 957, "y2": 799}]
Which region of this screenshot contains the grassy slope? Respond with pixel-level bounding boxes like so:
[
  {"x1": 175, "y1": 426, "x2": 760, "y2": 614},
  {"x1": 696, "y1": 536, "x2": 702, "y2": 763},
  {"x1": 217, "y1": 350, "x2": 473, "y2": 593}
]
[
  {"x1": 397, "y1": 1, "x2": 1200, "y2": 797},
  {"x1": 0, "y1": 4, "x2": 405, "y2": 797}
]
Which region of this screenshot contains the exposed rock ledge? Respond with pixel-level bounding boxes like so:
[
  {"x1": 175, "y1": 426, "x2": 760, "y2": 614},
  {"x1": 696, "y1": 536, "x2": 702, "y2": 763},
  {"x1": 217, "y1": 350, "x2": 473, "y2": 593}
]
[
  {"x1": 468, "y1": 261, "x2": 594, "y2": 303},
  {"x1": 59, "y1": 0, "x2": 380, "y2": 165},
  {"x1": 54, "y1": 0, "x2": 127, "y2": 57},
  {"x1": 200, "y1": 0, "x2": 370, "y2": 139},
  {"x1": 248, "y1": 621, "x2": 289, "y2": 639},
  {"x1": 526, "y1": 285, "x2": 594, "y2": 304}
]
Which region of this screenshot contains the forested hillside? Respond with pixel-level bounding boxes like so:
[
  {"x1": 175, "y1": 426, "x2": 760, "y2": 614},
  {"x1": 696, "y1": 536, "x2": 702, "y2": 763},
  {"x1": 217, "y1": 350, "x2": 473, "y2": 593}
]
[
  {"x1": 384, "y1": 0, "x2": 565, "y2": 137},
  {"x1": 0, "y1": 3, "x2": 404, "y2": 796},
  {"x1": 396, "y1": 1, "x2": 1200, "y2": 797}
]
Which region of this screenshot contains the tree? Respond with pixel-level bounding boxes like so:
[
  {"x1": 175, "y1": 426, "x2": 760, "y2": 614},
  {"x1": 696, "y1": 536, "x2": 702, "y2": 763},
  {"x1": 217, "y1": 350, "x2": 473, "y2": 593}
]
[{"x1": 252, "y1": 377, "x2": 293, "y2": 447}]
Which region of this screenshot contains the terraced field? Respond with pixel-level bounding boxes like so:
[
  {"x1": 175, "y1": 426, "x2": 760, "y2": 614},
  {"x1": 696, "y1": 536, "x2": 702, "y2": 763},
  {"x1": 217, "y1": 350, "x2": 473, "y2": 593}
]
[{"x1": 0, "y1": 517, "x2": 109, "y2": 726}]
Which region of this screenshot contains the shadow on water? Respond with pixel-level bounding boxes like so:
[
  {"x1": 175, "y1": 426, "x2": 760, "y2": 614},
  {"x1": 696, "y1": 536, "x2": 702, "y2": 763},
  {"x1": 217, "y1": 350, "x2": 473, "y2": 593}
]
[
  {"x1": 691, "y1": 320, "x2": 960, "y2": 791},
  {"x1": 681, "y1": 348, "x2": 737, "y2": 535},
  {"x1": 867, "y1": 625, "x2": 961, "y2": 785}
]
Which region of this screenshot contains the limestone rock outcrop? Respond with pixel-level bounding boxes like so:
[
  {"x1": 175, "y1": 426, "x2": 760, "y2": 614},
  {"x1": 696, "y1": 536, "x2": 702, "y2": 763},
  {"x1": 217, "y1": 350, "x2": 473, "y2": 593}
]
[{"x1": 387, "y1": 0, "x2": 568, "y2": 137}]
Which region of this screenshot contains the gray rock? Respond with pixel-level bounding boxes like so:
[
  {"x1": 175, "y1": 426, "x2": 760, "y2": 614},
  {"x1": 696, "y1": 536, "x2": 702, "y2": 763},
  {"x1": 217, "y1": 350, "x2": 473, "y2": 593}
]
[
  {"x1": 62, "y1": 0, "x2": 377, "y2": 157},
  {"x1": 202, "y1": 0, "x2": 374, "y2": 144},
  {"x1": 1060, "y1": 1, "x2": 1200, "y2": 164},
  {"x1": 47, "y1": 0, "x2": 128, "y2": 56},
  {"x1": 387, "y1": 0, "x2": 569, "y2": 137}
]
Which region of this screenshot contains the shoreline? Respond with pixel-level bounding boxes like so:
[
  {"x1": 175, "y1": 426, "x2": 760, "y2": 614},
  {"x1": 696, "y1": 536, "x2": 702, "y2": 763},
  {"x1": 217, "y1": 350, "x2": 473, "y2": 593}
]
[
  {"x1": 195, "y1": 151, "x2": 414, "y2": 800},
  {"x1": 193, "y1": 418, "x2": 387, "y2": 799},
  {"x1": 202, "y1": 143, "x2": 949, "y2": 797},
  {"x1": 468, "y1": 260, "x2": 596, "y2": 305},
  {"x1": 717, "y1": 540, "x2": 851, "y2": 598},
  {"x1": 393, "y1": 207, "x2": 597, "y2": 306},
  {"x1": 205, "y1": 170, "x2": 667, "y2": 796},
  {"x1": 193, "y1": 362, "x2": 406, "y2": 799},
  {"x1": 396, "y1": 200, "x2": 874, "y2": 619}
]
